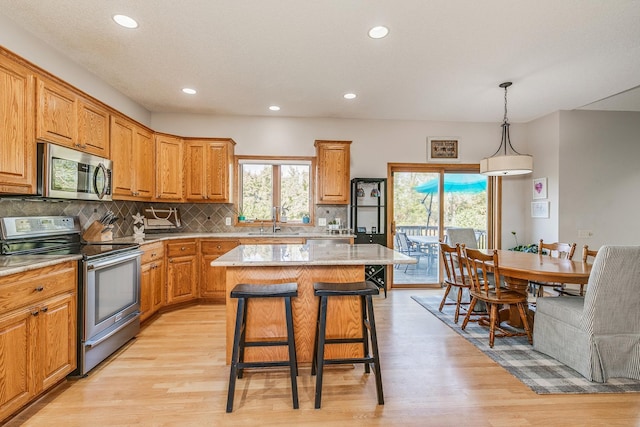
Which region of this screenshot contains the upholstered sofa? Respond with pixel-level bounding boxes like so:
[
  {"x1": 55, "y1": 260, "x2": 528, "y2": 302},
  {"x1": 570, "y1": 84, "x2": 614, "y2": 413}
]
[{"x1": 533, "y1": 245, "x2": 640, "y2": 382}]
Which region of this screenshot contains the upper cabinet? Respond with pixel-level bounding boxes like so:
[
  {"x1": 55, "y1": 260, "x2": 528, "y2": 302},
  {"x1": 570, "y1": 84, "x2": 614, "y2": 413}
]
[
  {"x1": 110, "y1": 115, "x2": 154, "y2": 200},
  {"x1": 155, "y1": 134, "x2": 184, "y2": 201},
  {"x1": 315, "y1": 140, "x2": 351, "y2": 204},
  {"x1": 0, "y1": 52, "x2": 36, "y2": 195},
  {"x1": 36, "y1": 77, "x2": 110, "y2": 158},
  {"x1": 184, "y1": 138, "x2": 235, "y2": 202}
]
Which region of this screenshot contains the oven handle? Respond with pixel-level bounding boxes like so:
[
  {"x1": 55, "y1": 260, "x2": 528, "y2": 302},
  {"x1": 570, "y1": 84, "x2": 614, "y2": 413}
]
[
  {"x1": 85, "y1": 250, "x2": 142, "y2": 270},
  {"x1": 84, "y1": 312, "x2": 140, "y2": 348}
]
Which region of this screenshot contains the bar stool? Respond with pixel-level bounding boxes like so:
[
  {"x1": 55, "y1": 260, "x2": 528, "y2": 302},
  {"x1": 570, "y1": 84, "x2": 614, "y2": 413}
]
[
  {"x1": 311, "y1": 281, "x2": 383, "y2": 409},
  {"x1": 226, "y1": 282, "x2": 299, "y2": 412}
]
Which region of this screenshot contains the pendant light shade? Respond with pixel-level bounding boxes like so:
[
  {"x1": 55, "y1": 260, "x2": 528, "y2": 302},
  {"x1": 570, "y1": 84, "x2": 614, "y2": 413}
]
[{"x1": 480, "y1": 82, "x2": 533, "y2": 176}]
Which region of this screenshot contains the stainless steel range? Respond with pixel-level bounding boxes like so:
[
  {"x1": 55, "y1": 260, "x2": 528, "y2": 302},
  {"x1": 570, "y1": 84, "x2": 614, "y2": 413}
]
[{"x1": 0, "y1": 215, "x2": 142, "y2": 376}]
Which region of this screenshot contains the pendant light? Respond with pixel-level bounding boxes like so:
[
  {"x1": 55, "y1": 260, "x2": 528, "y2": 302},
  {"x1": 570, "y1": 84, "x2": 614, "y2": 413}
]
[{"x1": 480, "y1": 82, "x2": 533, "y2": 176}]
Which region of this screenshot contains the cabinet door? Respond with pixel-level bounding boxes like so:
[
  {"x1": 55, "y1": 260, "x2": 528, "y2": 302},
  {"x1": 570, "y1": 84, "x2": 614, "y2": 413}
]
[
  {"x1": 0, "y1": 307, "x2": 37, "y2": 421},
  {"x1": 38, "y1": 292, "x2": 76, "y2": 391},
  {"x1": 77, "y1": 98, "x2": 110, "y2": 158},
  {"x1": 151, "y1": 259, "x2": 165, "y2": 313},
  {"x1": 166, "y1": 255, "x2": 198, "y2": 304},
  {"x1": 205, "y1": 141, "x2": 232, "y2": 202},
  {"x1": 200, "y1": 240, "x2": 239, "y2": 302},
  {"x1": 315, "y1": 140, "x2": 351, "y2": 204},
  {"x1": 110, "y1": 116, "x2": 135, "y2": 198},
  {"x1": 184, "y1": 141, "x2": 207, "y2": 201},
  {"x1": 133, "y1": 127, "x2": 154, "y2": 200},
  {"x1": 155, "y1": 134, "x2": 184, "y2": 201},
  {"x1": 37, "y1": 78, "x2": 77, "y2": 147},
  {"x1": 0, "y1": 55, "x2": 36, "y2": 194},
  {"x1": 139, "y1": 262, "x2": 153, "y2": 322}
]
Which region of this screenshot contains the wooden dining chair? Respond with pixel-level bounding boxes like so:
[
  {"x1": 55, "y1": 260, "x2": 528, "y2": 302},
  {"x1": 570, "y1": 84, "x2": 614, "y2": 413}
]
[
  {"x1": 438, "y1": 242, "x2": 471, "y2": 323},
  {"x1": 576, "y1": 245, "x2": 599, "y2": 296},
  {"x1": 461, "y1": 248, "x2": 532, "y2": 348},
  {"x1": 530, "y1": 239, "x2": 577, "y2": 297}
]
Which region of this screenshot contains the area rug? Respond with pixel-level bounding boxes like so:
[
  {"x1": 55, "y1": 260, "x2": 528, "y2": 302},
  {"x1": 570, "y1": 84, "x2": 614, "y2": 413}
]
[{"x1": 411, "y1": 295, "x2": 640, "y2": 394}]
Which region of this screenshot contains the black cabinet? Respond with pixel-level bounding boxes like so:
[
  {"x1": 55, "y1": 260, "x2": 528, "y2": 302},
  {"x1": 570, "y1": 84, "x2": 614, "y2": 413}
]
[{"x1": 350, "y1": 178, "x2": 388, "y2": 296}]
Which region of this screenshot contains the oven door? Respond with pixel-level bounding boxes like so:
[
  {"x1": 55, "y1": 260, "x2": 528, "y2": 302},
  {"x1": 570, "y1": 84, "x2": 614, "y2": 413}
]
[{"x1": 83, "y1": 250, "x2": 141, "y2": 340}]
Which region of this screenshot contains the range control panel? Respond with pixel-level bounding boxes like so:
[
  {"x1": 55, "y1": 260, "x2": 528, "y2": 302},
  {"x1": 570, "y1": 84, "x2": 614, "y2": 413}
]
[{"x1": 0, "y1": 216, "x2": 80, "y2": 239}]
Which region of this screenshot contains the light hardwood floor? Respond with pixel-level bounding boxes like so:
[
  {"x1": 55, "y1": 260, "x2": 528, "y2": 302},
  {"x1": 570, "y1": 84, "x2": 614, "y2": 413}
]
[{"x1": 6, "y1": 289, "x2": 640, "y2": 426}]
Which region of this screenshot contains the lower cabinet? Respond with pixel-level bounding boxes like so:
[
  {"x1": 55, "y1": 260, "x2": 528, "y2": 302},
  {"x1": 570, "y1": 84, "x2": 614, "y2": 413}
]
[
  {"x1": 0, "y1": 261, "x2": 77, "y2": 423},
  {"x1": 140, "y1": 242, "x2": 165, "y2": 322},
  {"x1": 200, "y1": 239, "x2": 239, "y2": 303},
  {"x1": 166, "y1": 239, "x2": 198, "y2": 305}
]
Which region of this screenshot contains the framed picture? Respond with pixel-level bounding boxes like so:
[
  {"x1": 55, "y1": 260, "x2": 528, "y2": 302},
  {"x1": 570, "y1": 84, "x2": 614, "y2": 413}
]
[
  {"x1": 532, "y1": 177, "x2": 547, "y2": 199},
  {"x1": 427, "y1": 137, "x2": 459, "y2": 161},
  {"x1": 531, "y1": 201, "x2": 550, "y2": 218}
]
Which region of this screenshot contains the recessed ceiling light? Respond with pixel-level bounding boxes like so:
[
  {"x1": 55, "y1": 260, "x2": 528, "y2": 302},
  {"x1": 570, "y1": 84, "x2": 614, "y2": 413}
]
[
  {"x1": 113, "y1": 14, "x2": 138, "y2": 29},
  {"x1": 269, "y1": 105, "x2": 281, "y2": 111},
  {"x1": 344, "y1": 93, "x2": 357, "y2": 100},
  {"x1": 182, "y1": 88, "x2": 197, "y2": 95},
  {"x1": 368, "y1": 26, "x2": 389, "y2": 39}
]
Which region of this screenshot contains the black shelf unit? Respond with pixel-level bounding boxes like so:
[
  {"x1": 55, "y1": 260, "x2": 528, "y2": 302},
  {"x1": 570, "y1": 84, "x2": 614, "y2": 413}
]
[{"x1": 350, "y1": 178, "x2": 387, "y2": 296}]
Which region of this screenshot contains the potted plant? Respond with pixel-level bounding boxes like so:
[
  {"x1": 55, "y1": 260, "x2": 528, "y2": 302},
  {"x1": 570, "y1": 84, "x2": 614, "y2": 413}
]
[
  {"x1": 328, "y1": 219, "x2": 339, "y2": 230},
  {"x1": 508, "y1": 231, "x2": 539, "y2": 253},
  {"x1": 302, "y1": 213, "x2": 310, "y2": 224},
  {"x1": 236, "y1": 207, "x2": 245, "y2": 222}
]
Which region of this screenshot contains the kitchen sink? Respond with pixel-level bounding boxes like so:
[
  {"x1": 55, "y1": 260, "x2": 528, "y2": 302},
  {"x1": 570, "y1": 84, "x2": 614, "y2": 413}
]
[{"x1": 246, "y1": 232, "x2": 300, "y2": 236}]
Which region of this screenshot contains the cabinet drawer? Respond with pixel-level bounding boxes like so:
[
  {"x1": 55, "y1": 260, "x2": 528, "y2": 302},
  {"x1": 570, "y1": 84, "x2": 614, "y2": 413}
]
[
  {"x1": 201, "y1": 240, "x2": 239, "y2": 255},
  {"x1": 140, "y1": 242, "x2": 165, "y2": 264},
  {"x1": 0, "y1": 261, "x2": 77, "y2": 313},
  {"x1": 166, "y1": 240, "x2": 197, "y2": 257}
]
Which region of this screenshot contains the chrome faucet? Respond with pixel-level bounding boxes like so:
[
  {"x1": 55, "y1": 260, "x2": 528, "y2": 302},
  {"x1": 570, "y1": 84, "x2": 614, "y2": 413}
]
[{"x1": 272, "y1": 206, "x2": 281, "y2": 233}]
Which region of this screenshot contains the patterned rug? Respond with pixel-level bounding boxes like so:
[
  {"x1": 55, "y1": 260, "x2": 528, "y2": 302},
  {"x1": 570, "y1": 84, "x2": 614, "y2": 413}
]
[{"x1": 412, "y1": 295, "x2": 640, "y2": 394}]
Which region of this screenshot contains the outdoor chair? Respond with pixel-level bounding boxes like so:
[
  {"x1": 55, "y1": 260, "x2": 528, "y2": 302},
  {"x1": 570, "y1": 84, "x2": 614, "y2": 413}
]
[
  {"x1": 533, "y1": 245, "x2": 640, "y2": 382},
  {"x1": 446, "y1": 228, "x2": 478, "y2": 249},
  {"x1": 395, "y1": 232, "x2": 423, "y2": 272}
]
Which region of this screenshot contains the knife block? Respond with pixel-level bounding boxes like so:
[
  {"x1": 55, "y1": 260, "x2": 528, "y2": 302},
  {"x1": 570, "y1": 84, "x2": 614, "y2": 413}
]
[{"x1": 82, "y1": 221, "x2": 113, "y2": 242}]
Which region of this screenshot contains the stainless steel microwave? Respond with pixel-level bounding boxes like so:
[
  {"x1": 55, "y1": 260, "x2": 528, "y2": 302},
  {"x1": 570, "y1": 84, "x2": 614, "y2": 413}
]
[{"x1": 37, "y1": 143, "x2": 113, "y2": 201}]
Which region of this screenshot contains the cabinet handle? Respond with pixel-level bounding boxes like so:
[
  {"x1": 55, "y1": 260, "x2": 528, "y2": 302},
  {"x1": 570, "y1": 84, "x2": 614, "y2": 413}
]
[
  {"x1": 151, "y1": 252, "x2": 157, "y2": 257},
  {"x1": 41, "y1": 307, "x2": 49, "y2": 313},
  {"x1": 35, "y1": 286, "x2": 44, "y2": 292}
]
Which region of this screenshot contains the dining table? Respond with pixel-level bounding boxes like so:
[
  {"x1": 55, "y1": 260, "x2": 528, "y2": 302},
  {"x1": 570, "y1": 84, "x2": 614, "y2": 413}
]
[{"x1": 471, "y1": 249, "x2": 592, "y2": 328}]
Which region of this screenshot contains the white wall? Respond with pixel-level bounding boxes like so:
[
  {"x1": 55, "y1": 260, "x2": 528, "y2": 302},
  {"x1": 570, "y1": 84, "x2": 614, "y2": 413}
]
[
  {"x1": 558, "y1": 110, "x2": 640, "y2": 247},
  {"x1": 0, "y1": 13, "x2": 151, "y2": 126}
]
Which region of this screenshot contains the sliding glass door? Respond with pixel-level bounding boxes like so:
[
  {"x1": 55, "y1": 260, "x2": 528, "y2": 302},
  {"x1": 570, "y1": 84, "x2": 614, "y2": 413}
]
[{"x1": 389, "y1": 164, "x2": 493, "y2": 287}]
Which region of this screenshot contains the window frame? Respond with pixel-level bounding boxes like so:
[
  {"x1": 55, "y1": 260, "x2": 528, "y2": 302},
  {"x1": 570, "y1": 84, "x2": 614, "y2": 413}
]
[{"x1": 235, "y1": 155, "x2": 316, "y2": 226}]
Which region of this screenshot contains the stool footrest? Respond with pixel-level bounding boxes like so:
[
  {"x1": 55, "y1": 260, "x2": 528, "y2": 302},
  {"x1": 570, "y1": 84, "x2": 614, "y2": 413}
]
[
  {"x1": 244, "y1": 340, "x2": 289, "y2": 348},
  {"x1": 237, "y1": 361, "x2": 296, "y2": 369},
  {"x1": 322, "y1": 357, "x2": 374, "y2": 366},
  {"x1": 323, "y1": 337, "x2": 366, "y2": 345}
]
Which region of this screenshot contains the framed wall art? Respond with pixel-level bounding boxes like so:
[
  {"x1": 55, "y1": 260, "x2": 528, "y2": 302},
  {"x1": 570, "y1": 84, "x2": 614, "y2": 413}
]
[
  {"x1": 427, "y1": 137, "x2": 459, "y2": 161},
  {"x1": 531, "y1": 201, "x2": 550, "y2": 218},
  {"x1": 533, "y1": 177, "x2": 547, "y2": 199}
]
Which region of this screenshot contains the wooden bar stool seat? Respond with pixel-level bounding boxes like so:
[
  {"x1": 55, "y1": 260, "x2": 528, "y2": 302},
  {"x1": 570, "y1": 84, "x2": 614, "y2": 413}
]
[
  {"x1": 311, "y1": 281, "x2": 383, "y2": 409},
  {"x1": 226, "y1": 282, "x2": 299, "y2": 412}
]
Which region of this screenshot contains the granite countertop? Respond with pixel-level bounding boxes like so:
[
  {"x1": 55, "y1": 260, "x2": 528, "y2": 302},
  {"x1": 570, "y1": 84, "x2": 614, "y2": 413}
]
[
  {"x1": 0, "y1": 254, "x2": 82, "y2": 278},
  {"x1": 111, "y1": 231, "x2": 355, "y2": 245},
  {"x1": 210, "y1": 243, "x2": 416, "y2": 267}
]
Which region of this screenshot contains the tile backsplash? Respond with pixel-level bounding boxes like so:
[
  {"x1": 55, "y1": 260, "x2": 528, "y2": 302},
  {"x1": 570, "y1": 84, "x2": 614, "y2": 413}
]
[{"x1": 0, "y1": 198, "x2": 347, "y2": 238}]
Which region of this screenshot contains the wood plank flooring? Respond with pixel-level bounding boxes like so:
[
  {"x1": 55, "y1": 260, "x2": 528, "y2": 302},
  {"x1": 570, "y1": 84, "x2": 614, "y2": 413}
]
[{"x1": 6, "y1": 289, "x2": 640, "y2": 426}]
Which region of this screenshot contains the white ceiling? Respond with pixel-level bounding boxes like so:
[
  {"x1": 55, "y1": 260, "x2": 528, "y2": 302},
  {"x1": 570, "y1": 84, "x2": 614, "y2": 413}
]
[{"x1": 1, "y1": 0, "x2": 640, "y2": 123}]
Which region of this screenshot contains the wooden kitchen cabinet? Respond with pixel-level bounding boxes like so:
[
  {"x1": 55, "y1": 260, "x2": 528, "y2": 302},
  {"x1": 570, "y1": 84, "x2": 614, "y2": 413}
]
[
  {"x1": 166, "y1": 239, "x2": 198, "y2": 305},
  {"x1": 155, "y1": 134, "x2": 184, "y2": 201},
  {"x1": 0, "y1": 52, "x2": 36, "y2": 195},
  {"x1": 184, "y1": 138, "x2": 235, "y2": 202},
  {"x1": 0, "y1": 261, "x2": 77, "y2": 423},
  {"x1": 77, "y1": 97, "x2": 110, "y2": 157},
  {"x1": 315, "y1": 140, "x2": 351, "y2": 204},
  {"x1": 110, "y1": 115, "x2": 154, "y2": 200},
  {"x1": 200, "y1": 239, "x2": 239, "y2": 303},
  {"x1": 140, "y1": 242, "x2": 165, "y2": 322}
]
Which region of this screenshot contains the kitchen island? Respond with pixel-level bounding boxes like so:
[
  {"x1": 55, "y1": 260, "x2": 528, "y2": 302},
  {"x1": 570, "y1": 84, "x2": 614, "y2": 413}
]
[{"x1": 211, "y1": 243, "x2": 416, "y2": 363}]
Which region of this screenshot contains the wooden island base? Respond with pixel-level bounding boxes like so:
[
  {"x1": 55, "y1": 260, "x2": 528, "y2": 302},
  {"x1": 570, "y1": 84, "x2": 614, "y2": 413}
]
[{"x1": 225, "y1": 264, "x2": 367, "y2": 364}]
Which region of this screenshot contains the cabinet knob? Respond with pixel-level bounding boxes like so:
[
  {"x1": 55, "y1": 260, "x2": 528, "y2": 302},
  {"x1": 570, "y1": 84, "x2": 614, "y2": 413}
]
[
  {"x1": 31, "y1": 310, "x2": 39, "y2": 317},
  {"x1": 180, "y1": 246, "x2": 186, "y2": 251},
  {"x1": 41, "y1": 307, "x2": 49, "y2": 313},
  {"x1": 216, "y1": 245, "x2": 221, "y2": 249},
  {"x1": 169, "y1": 259, "x2": 173, "y2": 263},
  {"x1": 35, "y1": 286, "x2": 44, "y2": 292},
  {"x1": 151, "y1": 252, "x2": 157, "y2": 257}
]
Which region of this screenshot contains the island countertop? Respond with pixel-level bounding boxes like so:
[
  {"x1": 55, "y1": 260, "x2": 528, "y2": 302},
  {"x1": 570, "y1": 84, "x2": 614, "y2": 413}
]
[{"x1": 210, "y1": 243, "x2": 416, "y2": 267}]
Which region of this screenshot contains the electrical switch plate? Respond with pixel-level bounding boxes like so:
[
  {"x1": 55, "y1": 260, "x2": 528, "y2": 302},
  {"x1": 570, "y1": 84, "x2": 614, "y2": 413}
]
[
  {"x1": 318, "y1": 218, "x2": 327, "y2": 226},
  {"x1": 578, "y1": 229, "x2": 593, "y2": 238},
  {"x1": 225, "y1": 217, "x2": 232, "y2": 226}
]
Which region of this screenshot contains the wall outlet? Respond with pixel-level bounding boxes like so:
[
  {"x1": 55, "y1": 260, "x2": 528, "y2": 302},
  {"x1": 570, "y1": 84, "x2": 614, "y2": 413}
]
[
  {"x1": 578, "y1": 229, "x2": 593, "y2": 238},
  {"x1": 225, "y1": 217, "x2": 232, "y2": 226},
  {"x1": 318, "y1": 217, "x2": 327, "y2": 226}
]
